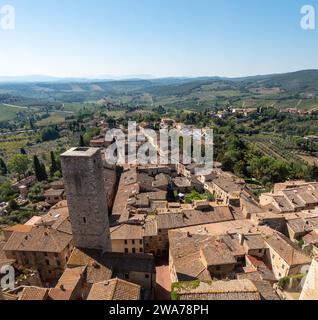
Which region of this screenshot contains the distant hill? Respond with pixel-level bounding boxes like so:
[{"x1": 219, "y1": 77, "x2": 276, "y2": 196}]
[{"x1": 0, "y1": 69, "x2": 317, "y2": 107}]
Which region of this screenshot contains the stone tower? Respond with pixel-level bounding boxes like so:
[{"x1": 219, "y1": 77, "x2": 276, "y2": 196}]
[{"x1": 61, "y1": 147, "x2": 111, "y2": 252}]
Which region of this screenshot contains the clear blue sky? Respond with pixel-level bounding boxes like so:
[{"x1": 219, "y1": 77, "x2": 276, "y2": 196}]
[{"x1": 0, "y1": 0, "x2": 317, "y2": 78}]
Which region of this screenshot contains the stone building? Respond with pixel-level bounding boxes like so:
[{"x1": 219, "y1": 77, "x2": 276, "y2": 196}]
[
  {"x1": 61, "y1": 148, "x2": 111, "y2": 252},
  {"x1": 264, "y1": 233, "x2": 312, "y2": 280},
  {"x1": 300, "y1": 258, "x2": 318, "y2": 300},
  {"x1": 3, "y1": 224, "x2": 73, "y2": 282}
]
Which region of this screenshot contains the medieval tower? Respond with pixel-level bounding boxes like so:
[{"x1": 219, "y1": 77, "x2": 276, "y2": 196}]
[{"x1": 61, "y1": 147, "x2": 111, "y2": 252}]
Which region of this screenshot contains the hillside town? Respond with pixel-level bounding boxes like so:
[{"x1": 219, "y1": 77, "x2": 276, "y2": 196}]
[{"x1": 0, "y1": 121, "x2": 318, "y2": 301}]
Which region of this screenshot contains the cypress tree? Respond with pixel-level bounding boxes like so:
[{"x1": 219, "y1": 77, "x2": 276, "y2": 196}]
[
  {"x1": 33, "y1": 155, "x2": 47, "y2": 182},
  {"x1": 50, "y1": 151, "x2": 59, "y2": 177},
  {"x1": 41, "y1": 163, "x2": 48, "y2": 181},
  {"x1": 79, "y1": 135, "x2": 85, "y2": 147},
  {"x1": 0, "y1": 158, "x2": 8, "y2": 175}
]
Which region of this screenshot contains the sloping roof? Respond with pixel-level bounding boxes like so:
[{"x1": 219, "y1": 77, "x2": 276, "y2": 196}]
[
  {"x1": 0, "y1": 241, "x2": 15, "y2": 268},
  {"x1": 3, "y1": 225, "x2": 72, "y2": 253},
  {"x1": 19, "y1": 287, "x2": 48, "y2": 300},
  {"x1": 272, "y1": 195, "x2": 295, "y2": 212},
  {"x1": 48, "y1": 288, "x2": 74, "y2": 301},
  {"x1": 87, "y1": 278, "x2": 141, "y2": 300},
  {"x1": 265, "y1": 233, "x2": 311, "y2": 266},
  {"x1": 253, "y1": 281, "x2": 280, "y2": 300},
  {"x1": 44, "y1": 189, "x2": 64, "y2": 197},
  {"x1": 156, "y1": 206, "x2": 234, "y2": 230},
  {"x1": 287, "y1": 218, "x2": 308, "y2": 234},
  {"x1": 110, "y1": 224, "x2": 144, "y2": 240},
  {"x1": 303, "y1": 231, "x2": 318, "y2": 245},
  {"x1": 212, "y1": 177, "x2": 244, "y2": 195},
  {"x1": 56, "y1": 266, "x2": 86, "y2": 291},
  {"x1": 200, "y1": 240, "x2": 236, "y2": 266},
  {"x1": 68, "y1": 248, "x2": 155, "y2": 275},
  {"x1": 3, "y1": 225, "x2": 33, "y2": 233},
  {"x1": 243, "y1": 234, "x2": 265, "y2": 250},
  {"x1": 176, "y1": 279, "x2": 261, "y2": 300},
  {"x1": 169, "y1": 232, "x2": 235, "y2": 281}
]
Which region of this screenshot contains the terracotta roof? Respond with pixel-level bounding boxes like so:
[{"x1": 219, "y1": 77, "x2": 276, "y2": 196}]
[
  {"x1": 19, "y1": 287, "x2": 48, "y2": 300},
  {"x1": 3, "y1": 225, "x2": 72, "y2": 253},
  {"x1": 56, "y1": 266, "x2": 86, "y2": 291},
  {"x1": 48, "y1": 288, "x2": 74, "y2": 301},
  {"x1": 156, "y1": 206, "x2": 234, "y2": 230},
  {"x1": 176, "y1": 279, "x2": 261, "y2": 300},
  {"x1": 211, "y1": 176, "x2": 244, "y2": 195},
  {"x1": 200, "y1": 240, "x2": 236, "y2": 266},
  {"x1": 172, "y1": 177, "x2": 191, "y2": 188},
  {"x1": 303, "y1": 231, "x2": 318, "y2": 245},
  {"x1": 44, "y1": 189, "x2": 64, "y2": 197},
  {"x1": 68, "y1": 248, "x2": 155, "y2": 276},
  {"x1": 0, "y1": 241, "x2": 15, "y2": 268},
  {"x1": 265, "y1": 233, "x2": 311, "y2": 266},
  {"x1": 3, "y1": 225, "x2": 33, "y2": 233},
  {"x1": 110, "y1": 224, "x2": 144, "y2": 240},
  {"x1": 87, "y1": 278, "x2": 141, "y2": 300},
  {"x1": 243, "y1": 234, "x2": 265, "y2": 250}
]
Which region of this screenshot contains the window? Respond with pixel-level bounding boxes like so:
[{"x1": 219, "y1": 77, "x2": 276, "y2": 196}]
[
  {"x1": 83, "y1": 217, "x2": 87, "y2": 224},
  {"x1": 139, "y1": 240, "x2": 143, "y2": 245},
  {"x1": 124, "y1": 240, "x2": 128, "y2": 245},
  {"x1": 125, "y1": 248, "x2": 129, "y2": 253},
  {"x1": 145, "y1": 274, "x2": 150, "y2": 279},
  {"x1": 272, "y1": 254, "x2": 275, "y2": 259},
  {"x1": 132, "y1": 248, "x2": 136, "y2": 253},
  {"x1": 54, "y1": 253, "x2": 58, "y2": 258},
  {"x1": 139, "y1": 248, "x2": 143, "y2": 253},
  {"x1": 57, "y1": 260, "x2": 61, "y2": 266},
  {"x1": 124, "y1": 273, "x2": 129, "y2": 280},
  {"x1": 132, "y1": 240, "x2": 135, "y2": 245},
  {"x1": 282, "y1": 264, "x2": 285, "y2": 270},
  {"x1": 46, "y1": 259, "x2": 50, "y2": 266}
]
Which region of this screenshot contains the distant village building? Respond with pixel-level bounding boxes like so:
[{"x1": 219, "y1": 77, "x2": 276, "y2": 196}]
[
  {"x1": 260, "y1": 182, "x2": 318, "y2": 213},
  {"x1": 44, "y1": 188, "x2": 65, "y2": 205}
]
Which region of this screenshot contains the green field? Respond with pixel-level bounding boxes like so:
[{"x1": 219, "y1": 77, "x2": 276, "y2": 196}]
[
  {"x1": 0, "y1": 104, "x2": 27, "y2": 122},
  {"x1": 36, "y1": 113, "x2": 66, "y2": 127}
]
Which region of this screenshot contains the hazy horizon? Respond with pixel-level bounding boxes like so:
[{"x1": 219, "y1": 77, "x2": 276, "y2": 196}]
[
  {"x1": 0, "y1": 0, "x2": 317, "y2": 78},
  {"x1": 0, "y1": 68, "x2": 317, "y2": 83}
]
